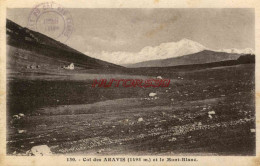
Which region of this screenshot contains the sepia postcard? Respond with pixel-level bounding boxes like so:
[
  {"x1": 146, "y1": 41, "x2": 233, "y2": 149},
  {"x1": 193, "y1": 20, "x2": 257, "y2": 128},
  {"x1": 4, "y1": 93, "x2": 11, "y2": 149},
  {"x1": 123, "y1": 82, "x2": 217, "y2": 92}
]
[{"x1": 0, "y1": 0, "x2": 259, "y2": 165}]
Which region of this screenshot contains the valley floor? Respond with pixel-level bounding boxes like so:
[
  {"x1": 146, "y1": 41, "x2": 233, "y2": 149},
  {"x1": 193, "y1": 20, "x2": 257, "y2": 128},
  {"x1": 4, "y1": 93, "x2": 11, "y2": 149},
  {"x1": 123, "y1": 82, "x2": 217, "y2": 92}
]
[{"x1": 7, "y1": 64, "x2": 255, "y2": 155}]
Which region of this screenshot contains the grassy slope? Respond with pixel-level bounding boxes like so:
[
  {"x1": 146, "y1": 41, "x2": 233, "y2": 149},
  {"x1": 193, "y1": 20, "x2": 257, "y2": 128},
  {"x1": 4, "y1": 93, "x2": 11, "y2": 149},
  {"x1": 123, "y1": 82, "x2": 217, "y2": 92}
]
[{"x1": 6, "y1": 19, "x2": 123, "y2": 71}]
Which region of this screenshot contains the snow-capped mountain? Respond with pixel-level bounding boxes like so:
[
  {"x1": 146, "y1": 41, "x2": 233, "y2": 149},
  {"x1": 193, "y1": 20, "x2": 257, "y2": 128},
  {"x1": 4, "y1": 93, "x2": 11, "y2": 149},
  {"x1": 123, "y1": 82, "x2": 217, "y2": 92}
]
[
  {"x1": 85, "y1": 38, "x2": 206, "y2": 64},
  {"x1": 138, "y1": 38, "x2": 207, "y2": 61},
  {"x1": 85, "y1": 38, "x2": 254, "y2": 65},
  {"x1": 215, "y1": 48, "x2": 254, "y2": 54}
]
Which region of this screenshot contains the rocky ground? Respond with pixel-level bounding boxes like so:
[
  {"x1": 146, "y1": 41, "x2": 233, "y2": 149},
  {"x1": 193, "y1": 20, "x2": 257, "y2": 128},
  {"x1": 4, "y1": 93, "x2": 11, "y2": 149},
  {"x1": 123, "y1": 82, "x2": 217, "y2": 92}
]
[{"x1": 7, "y1": 64, "x2": 255, "y2": 156}]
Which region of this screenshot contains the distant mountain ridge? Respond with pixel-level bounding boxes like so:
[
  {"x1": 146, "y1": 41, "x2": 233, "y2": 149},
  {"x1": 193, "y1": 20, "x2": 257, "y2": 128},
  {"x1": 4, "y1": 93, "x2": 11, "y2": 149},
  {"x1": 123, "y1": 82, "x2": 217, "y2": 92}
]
[
  {"x1": 126, "y1": 50, "x2": 247, "y2": 68},
  {"x1": 215, "y1": 48, "x2": 254, "y2": 54},
  {"x1": 127, "y1": 54, "x2": 255, "y2": 77}
]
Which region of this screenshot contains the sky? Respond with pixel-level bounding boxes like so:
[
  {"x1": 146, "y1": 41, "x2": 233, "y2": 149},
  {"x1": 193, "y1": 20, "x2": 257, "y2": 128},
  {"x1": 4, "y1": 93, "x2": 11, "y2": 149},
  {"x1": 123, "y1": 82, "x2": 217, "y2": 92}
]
[{"x1": 7, "y1": 8, "x2": 255, "y2": 54}]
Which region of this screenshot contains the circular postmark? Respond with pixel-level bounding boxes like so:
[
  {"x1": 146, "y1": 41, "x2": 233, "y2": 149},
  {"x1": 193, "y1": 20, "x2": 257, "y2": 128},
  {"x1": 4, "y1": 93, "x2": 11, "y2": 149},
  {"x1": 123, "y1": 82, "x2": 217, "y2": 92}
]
[{"x1": 28, "y1": 2, "x2": 73, "y2": 43}]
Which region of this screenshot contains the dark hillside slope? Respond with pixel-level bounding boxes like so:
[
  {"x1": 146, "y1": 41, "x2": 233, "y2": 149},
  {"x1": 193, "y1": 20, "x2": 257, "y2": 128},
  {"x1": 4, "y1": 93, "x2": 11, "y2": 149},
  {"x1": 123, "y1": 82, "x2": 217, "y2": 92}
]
[
  {"x1": 127, "y1": 54, "x2": 255, "y2": 77},
  {"x1": 6, "y1": 19, "x2": 123, "y2": 72},
  {"x1": 127, "y1": 50, "x2": 243, "y2": 68}
]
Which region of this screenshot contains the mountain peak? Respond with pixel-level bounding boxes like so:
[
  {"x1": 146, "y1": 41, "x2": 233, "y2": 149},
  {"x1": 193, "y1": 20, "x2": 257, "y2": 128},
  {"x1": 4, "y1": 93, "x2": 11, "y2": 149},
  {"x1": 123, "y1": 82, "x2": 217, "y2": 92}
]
[
  {"x1": 179, "y1": 38, "x2": 194, "y2": 43},
  {"x1": 161, "y1": 38, "x2": 204, "y2": 47}
]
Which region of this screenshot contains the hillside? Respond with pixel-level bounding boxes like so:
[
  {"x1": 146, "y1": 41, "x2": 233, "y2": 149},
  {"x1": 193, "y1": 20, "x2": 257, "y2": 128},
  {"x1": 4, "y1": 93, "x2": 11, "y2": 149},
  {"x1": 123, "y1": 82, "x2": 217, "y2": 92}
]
[
  {"x1": 6, "y1": 19, "x2": 123, "y2": 73},
  {"x1": 126, "y1": 50, "x2": 243, "y2": 68}
]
